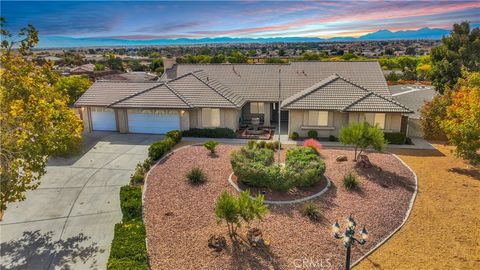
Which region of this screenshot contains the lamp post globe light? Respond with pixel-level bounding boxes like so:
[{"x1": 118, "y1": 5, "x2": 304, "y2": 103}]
[{"x1": 332, "y1": 215, "x2": 368, "y2": 270}]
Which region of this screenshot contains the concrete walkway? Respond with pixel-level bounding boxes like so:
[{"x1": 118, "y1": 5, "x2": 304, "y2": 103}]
[{"x1": 0, "y1": 132, "x2": 163, "y2": 270}]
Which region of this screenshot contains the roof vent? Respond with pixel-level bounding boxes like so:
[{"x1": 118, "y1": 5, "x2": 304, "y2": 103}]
[{"x1": 302, "y1": 70, "x2": 307, "y2": 76}]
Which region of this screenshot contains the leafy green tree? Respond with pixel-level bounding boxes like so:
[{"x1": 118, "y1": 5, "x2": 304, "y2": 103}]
[
  {"x1": 94, "y1": 63, "x2": 105, "y2": 71},
  {"x1": 430, "y1": 22, "x2": 480, "y2": 93},
  {"x1": 441, "y1": 70, "x2": 480, "y2": 163},
  {"x1": 149, "y1": 58, "x2": 163, "y2": 73},
  {"x1": 339, "y1": 122, "x2": 385, "y2": 160},
  {"x1": 341, "y1": 52, "x2": 357, "y2": 61},
  {"x1": 0, "y1": 18, "x2": 83, "y2": 215},
  {"x1": 54, "y1": 75, "x2": 92, "y2": 106},
  {"x1": 211, "y1": 53, "x2": 225, "y2": 63},
  {"x1": 237, "y1": 191, "x2": 268, "y2": 227},
  {"x1": 226, "y1": 51, "x2": 248, "y2": 63}
]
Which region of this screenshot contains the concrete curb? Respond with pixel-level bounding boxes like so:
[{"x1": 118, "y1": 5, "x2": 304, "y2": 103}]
[
  {"x1": 350, "y1": 153, "x2": 419, "y2": 268},
  {"x1": 227, "y1": 172, "x2": 331, "y2": 205}
]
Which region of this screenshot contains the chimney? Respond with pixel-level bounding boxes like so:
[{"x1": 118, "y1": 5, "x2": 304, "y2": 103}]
[{"x1": 163, "y1": 56, "x2": 176, "y2": 70}]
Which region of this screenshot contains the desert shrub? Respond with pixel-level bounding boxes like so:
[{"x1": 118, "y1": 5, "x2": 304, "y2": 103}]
[
  {"x1": 257, "y1": 140, "x2": 266, "y2": 148},
  {"x1": 265, "y1": 141, "x2": 281, "y2": 151},
  {"x1": 384, "y1": 132, "x2": 407, "y2": 144},
  {"x1": 247, "y1": 140, "x2": 257, "y2": 149},
  {"x1": 166, "y1": 130, "x2": 182, "y2": 144},
  {"x1": 183, "y1": 128, "x2": 236, "y2": 138},
  {"x1": 343, "y1": 171, "x2": 359, "y2": 190},
  {"x1": 230, "y1": 147, "x2": 277, "y2": 188},
  {"x1": 307, "y1": 130, "x2": 318, "y2": 139},
  {"x1": 215, "y1": 191, "x2": 268, "y2": 237},
  {"x1": 303, "y1": 202, "x2": 322, "y2": 222},
  {"x1": 303, "y1": 138, "x2": 322, "y2": 154},
  {"x1": 328, "y1": 135, "x2": 337, "y2": 142},
  {"x1": 130, "y1": 170, "x2": 144, "y2": 186},
  {"x1": 186, "y1": 167, "x2": 207, "y2": 185},
  {"x1": 339, "y1": 122, "x2": 385, "y2": 160},
  {"x1": 119, "y1": 186, "x2": 142, "y2": 221},
  {"x1": 204, "y1": 140, "x2": 219, "y2": 154},
  {"x1": 148, "y1": 137, "x2": 175, "y2": 160},
  {"x1": 289, "y1": 132, "x2": 299, "y2": 140},
  {"x1": 107, "y1": 220, "x2": 147, "y2": 269},
  {"x1": 286, "y1": 147, "x2": 326, "y2": 187}
]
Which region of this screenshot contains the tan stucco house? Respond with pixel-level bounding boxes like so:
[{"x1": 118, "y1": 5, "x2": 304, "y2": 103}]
[{"x1": 75, "y1": 61, "x2": 412, "y2": 137}]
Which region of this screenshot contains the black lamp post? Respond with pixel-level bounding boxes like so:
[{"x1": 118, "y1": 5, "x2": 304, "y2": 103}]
[{"x1": 332, "y1": 215, "x2": 368, "y2": 270}]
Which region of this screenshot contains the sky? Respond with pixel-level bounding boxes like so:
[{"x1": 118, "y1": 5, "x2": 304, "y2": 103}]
[{"x1": 1, "y1": 1, "x2": 480, "y2": 40}]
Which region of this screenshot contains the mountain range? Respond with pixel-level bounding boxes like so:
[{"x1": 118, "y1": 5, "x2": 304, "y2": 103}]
[{"x1": 38, "y1": 27, "x2": 454, "y2": 48}]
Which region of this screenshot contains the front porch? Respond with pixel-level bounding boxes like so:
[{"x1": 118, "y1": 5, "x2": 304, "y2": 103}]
[{"x1": 239, "y1": 101, "x2": 289, "y2": 140}]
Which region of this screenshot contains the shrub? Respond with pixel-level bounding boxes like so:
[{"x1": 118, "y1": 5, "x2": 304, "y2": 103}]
[
  {"x1": 265, "y1": 141, "x2": 281, "y2": 151},
  {"x1": 183, "y1": 128, "x2": 236, "y2": 138},
  {"x1": 107, "y1": 220, "x2": 147, "y2": 269},
  {"x1": 303, "y1": 202, "x2": 322, "y2": 222},
  {"x1": 247, "y1": 140, "x2": 257, "y2": 149},
  {"x1": 148, "y1": 137, "x2": 175, "y2": 160},
  {"x1": 166, "y1": 130, "x2": 182, "y2": 144},
  {"x1": 384, "y1": 132, "x2": 407, "y2": 144},
  {"x1": 120, "y1": 186, "x2": 142, "y2": 221},
  {"x1": 303, "y1": 138, "x2": 322, "y2": 154},
  {"x1": 257, "y1": 140, "x2": 266, "y2": 148},
  {"x1": 286, "y1": 147, "x2": 326, "y2": 187},
  {"x1": 130, "y1": 159, "x2": 153, "y2": 185},
  {"x1": 204, "y1": 140, "x2": 219, "y2": 154},
  {"x1": 186, "y1": 167, "x2": 207, "y2": 185},
  {"x1": 289, "y1": 132, "x2": 299, "y2": 140},
  {"x1": 343, "y1": 171, "x2": 358, "y2": 190},
  {"x1": 307, "y1": 130, "x2": 318, "y2": 139},
  {"x1": 328, "y1": 135, "x2": 337, "y2": 142},
  {"x1": 339, "y1": 122, "x2": 385, "y2": 160}
]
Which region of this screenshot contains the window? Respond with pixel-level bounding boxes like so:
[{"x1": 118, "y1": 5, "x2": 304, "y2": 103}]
[
  {"x1": 307, "y1": 111, "x2": 329, "y2": 126},
  {"x1": 202, "y1": 108, "x2": 220, "y2": 127},
  {"x1": 250, "y1": 102, "x2": 265, "y2": 114},
  {"x1": 364, "y1": 113, "x2": 385, "y2": 129}
]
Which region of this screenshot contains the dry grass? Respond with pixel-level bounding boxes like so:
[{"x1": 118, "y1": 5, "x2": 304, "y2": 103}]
[{"x1": 355, "y1": 144, "x2": 480, "y2": 270}]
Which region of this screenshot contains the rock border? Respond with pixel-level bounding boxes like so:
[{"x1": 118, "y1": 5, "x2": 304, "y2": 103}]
[
  {"x1": 228, "y1": 172, "x2": 331, "y2": 205},
  {"x1": 351, "y1": 153, "x2": 419, "y2": 267}
]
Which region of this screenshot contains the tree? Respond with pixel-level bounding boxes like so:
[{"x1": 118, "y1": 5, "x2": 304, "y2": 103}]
[
  {"x1": 54, "y1": 75, "x2": 92, "y2": 106},
  {"x1": 94, "y1": 63, "x2": 105, "y2": 71},
  {"x1": 420, "y1": 91, "x2": 451, "y2": 140},
  {"x1": 0, "y1": 18, "x2": 83, "y2": 215},
  {"x1": 430, "y1": 22, "x2": 480, "y2": 93},
  {"x1": 339, "y1": 122, "x2": 385, "y2": 160},
  {"x1": 441, "y1": 70, "x2": 480, "y2": 163},
  {"x1": 405, "y1": 46, "x2": 416, "y2": 56},
  {"x1": 149, "y1": 58, "x2": 163, "y2": 74}
]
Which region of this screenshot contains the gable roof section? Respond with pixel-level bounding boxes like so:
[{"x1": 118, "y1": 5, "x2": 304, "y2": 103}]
[
  {"x1": 172, "y1": 61, "x2": 391, "y2": 101},
  {"x1": 281, "y1": 74, "x2": 412, "y2": 113},
  {"x1": 110, "y1": 84, "x2": 191, "y2": 109}
]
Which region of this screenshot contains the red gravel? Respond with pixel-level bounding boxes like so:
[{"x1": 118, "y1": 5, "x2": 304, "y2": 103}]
[{"x1": 144, "y1": 145, "x2": 415, "y2": 270}]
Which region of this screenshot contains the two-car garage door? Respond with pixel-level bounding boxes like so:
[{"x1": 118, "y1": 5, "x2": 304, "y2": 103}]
[{"x1": 127, "y1": 109, "x2": 180, "y2": 134}]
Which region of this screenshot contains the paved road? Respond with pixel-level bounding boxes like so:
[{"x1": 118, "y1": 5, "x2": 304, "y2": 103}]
[{"x1": 0, "y1": 132, "x2": 163, "y2": 270}]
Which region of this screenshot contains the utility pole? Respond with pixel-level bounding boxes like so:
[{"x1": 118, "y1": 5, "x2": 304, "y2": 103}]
[{"x1": 278, "y1": 67, "x2": 281, "y2": 163}]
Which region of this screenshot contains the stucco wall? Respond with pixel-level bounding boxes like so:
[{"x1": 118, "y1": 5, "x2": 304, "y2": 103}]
[
  {"x1": 116, "y1": 109, "x2": 128, "y2": 133},
  {"x1": 180, "y1": 110, "x2": 190, "y2": 131},
  {"x1": 241, "y1": 102, "x2": 271, "y2": 125},
  {"x1": 348, "y1": 112, "x2": 402, "y2": 132},
  {"x1": 81, "y1": 107, "x2": 92, "y2": 132},
  {"x1": 288, "y1": 110, "x2": 348, "y2": 137}
]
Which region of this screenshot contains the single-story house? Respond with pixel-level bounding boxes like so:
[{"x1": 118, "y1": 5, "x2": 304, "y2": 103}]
[{"x1": 75, "y1": 60, "x2": 412, "y2": 137}]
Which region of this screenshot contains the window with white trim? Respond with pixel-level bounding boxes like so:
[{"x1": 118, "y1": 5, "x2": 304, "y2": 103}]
[
  {"x1": 307, "y1": 111, "x2": 329, "y2": 126},
  {"x1": 250, "y1": 102, "x2": 265, "y2": 114},
  {"x1": 202, "y1": 108, "x2": 221, "y2": 127},
  {"x1": 365, "y1": 113, "x2": 385, "y2": 129}
]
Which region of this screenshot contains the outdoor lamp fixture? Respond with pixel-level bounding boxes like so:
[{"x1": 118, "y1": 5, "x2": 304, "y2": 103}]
[{"x1": 332, "y1": 215, "x2": 368, "y2": 270}]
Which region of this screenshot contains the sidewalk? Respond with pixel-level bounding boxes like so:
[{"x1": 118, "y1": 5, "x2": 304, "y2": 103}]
[{"x1": 182, "y1": 136, "x2": 435, "y2": 150}]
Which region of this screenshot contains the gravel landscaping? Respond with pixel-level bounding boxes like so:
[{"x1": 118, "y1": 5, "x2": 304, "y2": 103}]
[{"x1": 144, "y1": 144, "x2": 415, "y2": 269}]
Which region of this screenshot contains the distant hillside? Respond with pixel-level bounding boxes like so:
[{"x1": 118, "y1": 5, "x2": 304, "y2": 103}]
[{"x1": 38, "y1": 27, "x2": 452, "y2": 48}]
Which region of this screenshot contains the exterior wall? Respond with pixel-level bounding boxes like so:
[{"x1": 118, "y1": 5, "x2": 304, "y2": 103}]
[
  {"x1": 288, "y1": 110, "x2": 348, "y2": 137},
  {"x1": 189, "y1": 108, "x2": 240, "y2": 131},
  {"x1": 407, "y1": 118, "x2": 424, "y2": 138},
  {"x1": 180, "y1": 110, "x2": 190, "y2": 131},
  {"x1": 241, "y1": 102, "x2": 271, "y2": 125},
  {"x1": 81, "y1": 107, "x2": 92, "y2": 132},
  {"x1": 116, "y1": 109, "x2": 128, "y2": 133},
  {"x1": 348, "y1": 112, "x2": 402, "y2": 132}
]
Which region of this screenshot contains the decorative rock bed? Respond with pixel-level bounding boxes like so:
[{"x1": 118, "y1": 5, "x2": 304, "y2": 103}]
[{"x1": 144, "y1": 144, "x2": 416, "y2": 270}]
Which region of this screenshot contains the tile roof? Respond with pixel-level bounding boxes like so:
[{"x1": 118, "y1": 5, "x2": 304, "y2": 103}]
[{"x1": 281, "y1": 74, "x2": 412, "y2": 113}]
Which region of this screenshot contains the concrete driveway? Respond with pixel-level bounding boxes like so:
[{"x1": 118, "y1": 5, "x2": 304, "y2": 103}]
[{"x1": 0, "y1": 132, "x2": 163, "y2": 270}]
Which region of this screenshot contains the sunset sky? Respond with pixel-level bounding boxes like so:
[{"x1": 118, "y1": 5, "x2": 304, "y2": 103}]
[{"x1": 2, "y1": 1, "x2": 480, "y2": 39}]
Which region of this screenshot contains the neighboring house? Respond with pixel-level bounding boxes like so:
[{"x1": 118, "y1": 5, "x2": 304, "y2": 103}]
[
  {"x1": 391, "y1": 84, "x2": 436, "y2": 137},
  {"x1": 70, "y1": 63, "x2": 96, "y2": 74},
  {"x1": 75, "y1": 61, "x2": 412, "y2": 136},
  {"x1": 96, "y1": 71, "x2": 158, "y2": 82}
]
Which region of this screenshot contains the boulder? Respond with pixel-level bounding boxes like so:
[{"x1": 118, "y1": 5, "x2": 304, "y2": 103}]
[
  {"x1": 208, "y1": 235, "x2": 226, "y2": 252},
  {"x1": 336, "y1": 155, "x2": 348, "y2": 162}
]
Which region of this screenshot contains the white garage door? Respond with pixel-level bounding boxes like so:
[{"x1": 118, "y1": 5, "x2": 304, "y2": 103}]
[
  {"x1": 91, "y1": 108, "x2": 117, "y2": 131},
  {"x1": 127, "y1": 109, "x2": 180, "y2": 134}
]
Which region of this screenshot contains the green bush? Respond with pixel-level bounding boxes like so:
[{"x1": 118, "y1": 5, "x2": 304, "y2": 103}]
[
  {"x1": 148, "y1": 137, "x2": 175, "y2": 160},
  {"x1": 166, "y1": 130, "x2": 182, "y2": 144},
  {"x1": 303, "y1": 202, "x2": 322, "y2": 222},
  {"x1": 107, "y1": 220, "x2": 147, "y2": 269},
  {"x1": 328, "y1": 135, "x2": 337, "y2": 142},
  {"x1": 186, "y1": 167, "x2": 207, "y2": 184},
  {"x1": 247, "y1": 140, "x2": 257, "y2": 149},
  {"x1": 343, "y1": 171, "x2": 358, "y2": 190},
  {"x1": 183, "y1": 128, "x2": 236, "y2": 138},
  {"x1": 384, "y1": 132, "x2": 407, "y2": 144},
  {"x1": 265, "y1": 141, "x2": 281, "y2": 151},
  {"x1": 204, "y1": 140, "x2": 219, "y2": 154},
  {"x1": 289, "y1": 132, "x2": 299, "y2": 140},
  {"x1": 257, "y1": 140, "x2": 266, "y2": 148},
  {"x1": 285, "y1": 147, "x2": 326, "y2": 187},
  {"x1": 120, "y1": 186, "x2": 142, "y2": 221},
  {"x1": 307, "y1": 130, "x2": 318, "y2": 139}
]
